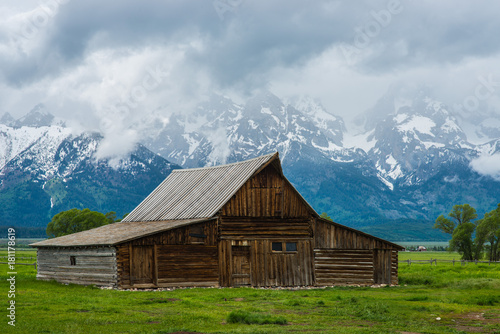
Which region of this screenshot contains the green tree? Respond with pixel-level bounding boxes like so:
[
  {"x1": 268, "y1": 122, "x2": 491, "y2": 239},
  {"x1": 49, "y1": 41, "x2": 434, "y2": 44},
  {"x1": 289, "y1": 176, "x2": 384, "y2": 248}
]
[
  {"x1": 47, "y1": 208, "x2": 111, "y2": 238},
  {"x1": 434, "y1": 204, "x2": 477, "y2": 260},
  {"x1": 475, "y1": 204, "x2": 500, "y2": 261},
  {"x1": 105, "y1": 211, "x2": 117, "y2": 224},
  {"x1": 320, "y1": 212, "x2": 333, "y2": 221}
]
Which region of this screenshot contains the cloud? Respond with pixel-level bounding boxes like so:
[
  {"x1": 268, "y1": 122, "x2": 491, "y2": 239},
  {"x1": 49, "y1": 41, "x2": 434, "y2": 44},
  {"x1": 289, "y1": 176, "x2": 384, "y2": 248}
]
[
  {"x1": 2, "y1": 0, "x2": 500, "y2": 159},
  {"x1": 470, "y1": 153, "x2": 500, "y2": 181}
]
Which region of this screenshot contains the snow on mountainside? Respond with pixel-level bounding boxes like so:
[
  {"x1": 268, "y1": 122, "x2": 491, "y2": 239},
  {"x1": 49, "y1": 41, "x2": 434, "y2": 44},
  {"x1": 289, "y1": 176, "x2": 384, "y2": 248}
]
[
  {"x1": 141, "y1": 88, "x2": 500, "y2": 230},
  {"x1": 362, "y1": 95, "x2": 473, "y2": 189},
  {"x1": 143, "y1": 91, "x2": 356, "y2": 168},
  {"x1": 2, "y1": 87, "x2": 500, "y2": 237},
  {"x1": 0, "y1": 110, "x2": 180, "y2": 227}
]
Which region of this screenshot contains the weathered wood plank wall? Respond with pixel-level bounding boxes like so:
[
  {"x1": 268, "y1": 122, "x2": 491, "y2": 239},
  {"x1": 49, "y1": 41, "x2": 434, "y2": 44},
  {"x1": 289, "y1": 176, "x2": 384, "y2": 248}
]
[
  {"x1": 314, "y1": 219, "x2": 398, "y2": 285},
  {"x1": 391, "y1": 250, "x2": 398, "y2": 285},
  {"x1": 220, "y1": 165, "x2": 310, "y2": 218},
  {"x1": 219, "y1": 217, "x2": 312, "y2": 239},
  {"x1": 36, "y1": 247, "x2": 117, "y2": 287},
  {"x1": 314, "y1": 249, "x2": 374, "y2": 286},
  {"x1": 116, "y1": 220, "x2": 218, "y2": 288},
  {"x1": 217, "y1": 164, "x2": 315, "y2": 287},
  {"x1": 314, "y1": 220, "x2": 393, "y2": 250},
  {"x1": 218, "y1": 239, "x2": 314, "y2": 287}
]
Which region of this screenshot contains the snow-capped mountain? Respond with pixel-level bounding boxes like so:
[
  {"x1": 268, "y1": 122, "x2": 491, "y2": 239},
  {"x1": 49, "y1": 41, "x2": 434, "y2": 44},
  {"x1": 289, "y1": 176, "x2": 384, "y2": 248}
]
[
  {"x1": 143, "y1": 92, "x2": 355, "y2": 168},
  {"x1": 361, "y1": 94, "x2": 473, "y2": 189},
  {"x1": 0, "y1": 108, "x2": 180, "y2": 227},
  {"x1": 140, "y1": 89, "x2": 500, "y2": 239},
  {"x1": 3, "y1": 88, "x2": 500, "y2": 240}
]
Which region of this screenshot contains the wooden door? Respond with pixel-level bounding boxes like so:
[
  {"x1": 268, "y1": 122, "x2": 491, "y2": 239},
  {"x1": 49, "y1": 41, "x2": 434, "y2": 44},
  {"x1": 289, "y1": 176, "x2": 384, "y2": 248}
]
[
  {"x1": 231, "y1": 245, "x2": 251, "y2": 286},
  {"x1": 131, "y1": 246, "x2": 155, "y2": 286},
  {"x1": 373, "y1": 249, "x2": 391, "y2": 284}
]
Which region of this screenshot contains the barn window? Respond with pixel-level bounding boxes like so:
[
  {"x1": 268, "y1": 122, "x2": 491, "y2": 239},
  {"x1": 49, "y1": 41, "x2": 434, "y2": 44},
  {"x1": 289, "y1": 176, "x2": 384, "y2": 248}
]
[
  {"x1": 272, "y1": 242, "x2": 282, "y2": 251},
  {"x1": 272, "y1": 242, "x2": 297, "y2": 252},
  {"x1": 189, "y1": 225, "x2": 207, "y2": 244},
  {"x1": 286, "y1": 242, "x2": 297, "y2": 252},
  {"x1": 70, "y1": 256, "x2": 76, "y2": 266}
]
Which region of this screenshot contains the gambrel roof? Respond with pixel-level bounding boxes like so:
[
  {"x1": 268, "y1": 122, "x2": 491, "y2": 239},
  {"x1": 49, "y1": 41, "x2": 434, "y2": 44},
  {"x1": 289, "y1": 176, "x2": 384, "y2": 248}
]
[{"x1": 123, "y1": 152, "x2": 315, "y2": 222}]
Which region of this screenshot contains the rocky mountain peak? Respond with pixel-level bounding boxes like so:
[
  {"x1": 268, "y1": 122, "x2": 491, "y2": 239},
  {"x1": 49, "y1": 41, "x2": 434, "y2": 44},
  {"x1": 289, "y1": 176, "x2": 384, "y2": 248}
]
[
  {"x1": 14, "y1": 104, "x2": 55, "y2": 128},
  {"x1": 0, "y1": 112, "x2": 16, "y2": 126}
]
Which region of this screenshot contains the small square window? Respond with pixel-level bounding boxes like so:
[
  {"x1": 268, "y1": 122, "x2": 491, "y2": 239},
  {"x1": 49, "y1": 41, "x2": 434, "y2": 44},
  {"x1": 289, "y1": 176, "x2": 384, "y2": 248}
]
[
  {"x1": 272, "y1": 242, "x2": 282, "y2": 252},
  {"x1": 70, "y1": 256, "x2": 76, "y2": 266},
  {"x1": 286, "y1": 242, "x2": 297, "y2": 252}
]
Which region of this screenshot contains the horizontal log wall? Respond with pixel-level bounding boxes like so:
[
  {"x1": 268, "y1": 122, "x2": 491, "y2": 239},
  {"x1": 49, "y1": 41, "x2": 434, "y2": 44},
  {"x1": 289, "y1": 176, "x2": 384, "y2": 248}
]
[
  {"x1": 314, "y1": 249, "x2": 374, "y2": 286},
  {"x1": 221, "y1": 164, "x2": 310, "y2": 218},
  {"x1": 116, "y1": 220, "x2": 219, "y2": 288},
  {"x1": 315, "y1": 220, "x2": 394, "y2": 250},
  {"x1": 36, "y1": 247, "x2": 117, "y2": 287},
  {"x1": 219, "y1": 217, "x2": 312, "y2": 239}
]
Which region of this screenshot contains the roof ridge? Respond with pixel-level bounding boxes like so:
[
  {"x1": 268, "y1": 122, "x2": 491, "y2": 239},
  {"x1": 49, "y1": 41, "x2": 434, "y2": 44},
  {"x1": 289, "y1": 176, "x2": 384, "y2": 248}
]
[{"x1": 172, "y1": 152, "x2": 277, "y2": 172}]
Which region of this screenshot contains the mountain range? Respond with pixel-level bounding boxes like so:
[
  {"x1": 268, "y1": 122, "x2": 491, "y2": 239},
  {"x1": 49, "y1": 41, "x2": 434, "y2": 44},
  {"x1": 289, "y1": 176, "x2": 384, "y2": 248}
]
[{"x1": 2, "y1": 88, "x2": 500, "y2": 240}]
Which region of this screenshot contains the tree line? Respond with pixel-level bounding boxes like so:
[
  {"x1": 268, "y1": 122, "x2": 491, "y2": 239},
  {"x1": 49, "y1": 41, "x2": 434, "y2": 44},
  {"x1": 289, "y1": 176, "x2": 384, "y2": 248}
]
[{"x1": 434, "y1": 204, "x2": 500, "y2": 261}]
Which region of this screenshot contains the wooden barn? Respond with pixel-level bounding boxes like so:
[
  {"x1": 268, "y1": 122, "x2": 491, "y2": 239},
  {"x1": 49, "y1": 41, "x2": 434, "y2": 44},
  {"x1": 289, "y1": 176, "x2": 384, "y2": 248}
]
[{"x1": 31, "y1": 152, "x2": 403, "y2": 288}]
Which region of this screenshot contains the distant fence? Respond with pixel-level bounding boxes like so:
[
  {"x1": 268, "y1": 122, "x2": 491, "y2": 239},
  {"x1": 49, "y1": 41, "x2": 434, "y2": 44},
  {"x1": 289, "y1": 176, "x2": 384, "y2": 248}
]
[
  {"x1": 0, "y1": 262, "x2": 36, "y2": 269},
  {"x1": 400, "y1": 259, "x2": 500, "y2": 266},
  {"x1": 0, "y1": 256, "x2": 36, "y2": 260}
]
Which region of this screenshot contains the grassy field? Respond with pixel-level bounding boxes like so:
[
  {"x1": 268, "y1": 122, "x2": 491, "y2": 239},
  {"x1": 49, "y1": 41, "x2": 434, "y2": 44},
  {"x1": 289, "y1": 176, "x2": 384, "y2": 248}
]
[{"x1": 1, "y1": 250, "x2": 499, "y2": 334}]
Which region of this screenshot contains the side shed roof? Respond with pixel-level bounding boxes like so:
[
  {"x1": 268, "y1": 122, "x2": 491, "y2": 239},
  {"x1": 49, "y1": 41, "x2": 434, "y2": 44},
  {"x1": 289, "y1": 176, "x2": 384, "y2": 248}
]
[
  {"x1": 123, "y1": 152, "x2": 279, "y2": 222},
  {"x1": 30, "y1": 218, "x2": 214, "y2": 247}
]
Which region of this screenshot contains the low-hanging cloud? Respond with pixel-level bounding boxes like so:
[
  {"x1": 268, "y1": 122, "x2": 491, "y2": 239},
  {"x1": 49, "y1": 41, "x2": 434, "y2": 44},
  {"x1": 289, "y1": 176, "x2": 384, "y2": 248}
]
[
  {"x1": 470, "y1": 153, "x2": 500, "y2": 181},
  {"x1": 2, "y1": 0, "x2": 500, "y2": 160}
]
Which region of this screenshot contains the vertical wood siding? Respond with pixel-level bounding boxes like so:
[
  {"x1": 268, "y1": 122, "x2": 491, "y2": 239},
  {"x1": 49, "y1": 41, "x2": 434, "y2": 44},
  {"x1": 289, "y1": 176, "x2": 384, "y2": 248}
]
[
  {"x1": 36, "y1": 247, "x2": 117, "y2": 287},
  {"x1": 116, "y1": 220, "x2": 218, "y2": 288},
  {"x1": 391, "y1": 250, "x2": 399, "y2": 285},
  {"x1": 373, "y1": 249, "x2": 392, "y2": 284},
  {"x1": 221, "y1": 165, "x2": 310, "y2": 218},
  {"x1": 315, "y1": 219, "x2": 393, "y2": 250},
  {"x1": 218, "y1": 239, "x2": 314, "y2": 287}
]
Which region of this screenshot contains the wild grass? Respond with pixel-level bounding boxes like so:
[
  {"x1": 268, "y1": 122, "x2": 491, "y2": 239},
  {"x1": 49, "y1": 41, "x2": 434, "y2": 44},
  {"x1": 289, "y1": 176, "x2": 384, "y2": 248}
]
[{"x1": 0, "y1": 250, "x2": 499, "y2": 333}]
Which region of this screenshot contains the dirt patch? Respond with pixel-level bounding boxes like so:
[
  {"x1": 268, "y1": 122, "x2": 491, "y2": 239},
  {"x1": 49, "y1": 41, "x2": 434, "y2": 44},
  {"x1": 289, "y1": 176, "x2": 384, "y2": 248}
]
[
  {"x1": 454, "y1": 326, "x2": 483, "y2": 333},
  {"x1": 451, "y1": 311, "x2": 500, "y2": 333},
  {"x1": 234, "y1": 297, "x2": 245, "y2": 301}
]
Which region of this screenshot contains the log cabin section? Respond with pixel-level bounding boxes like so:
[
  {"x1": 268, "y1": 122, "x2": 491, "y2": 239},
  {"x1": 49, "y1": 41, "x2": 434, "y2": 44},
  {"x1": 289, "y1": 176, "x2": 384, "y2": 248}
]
[{"x1": 31, "y1": 152, "x2": 403, "y2": 289}]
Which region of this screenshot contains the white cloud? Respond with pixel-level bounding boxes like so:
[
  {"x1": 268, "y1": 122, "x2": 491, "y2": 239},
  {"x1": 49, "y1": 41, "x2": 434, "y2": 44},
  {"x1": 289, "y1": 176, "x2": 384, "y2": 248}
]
[
  {"x1": 470, "y1": 153, "x2": 500, "y2": 181},
  {"x1": 2, "y1": 0, "x2": 500, "y2": 159}
]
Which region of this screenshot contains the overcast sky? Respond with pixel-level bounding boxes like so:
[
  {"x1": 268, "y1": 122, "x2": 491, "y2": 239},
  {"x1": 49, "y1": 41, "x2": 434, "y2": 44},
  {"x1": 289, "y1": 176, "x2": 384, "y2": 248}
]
[{"x1": 1, "y1": 0, "x2": 500, "y2": 132}]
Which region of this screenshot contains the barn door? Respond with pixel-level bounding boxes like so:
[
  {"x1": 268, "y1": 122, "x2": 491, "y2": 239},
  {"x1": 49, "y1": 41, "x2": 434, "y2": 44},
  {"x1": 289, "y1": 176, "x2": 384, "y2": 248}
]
[
  {"x1": 131, "y1": 245, "x2": 155, "y2": 286},
  {"x1": 231, "y1": 245, "x2": 251, "y2": 286},
  {"x1": 373, "y1": 249, "x2": 391, "y2": 284}
]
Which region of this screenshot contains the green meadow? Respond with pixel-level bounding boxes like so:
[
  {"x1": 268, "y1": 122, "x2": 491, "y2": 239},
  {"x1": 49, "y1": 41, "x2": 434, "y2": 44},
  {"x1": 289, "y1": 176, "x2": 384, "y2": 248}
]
[{"x1": 1, "y1": 250, "x2": 499, "y2": 334}]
